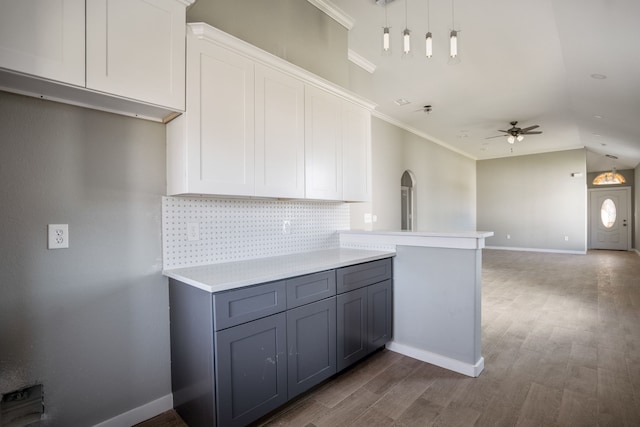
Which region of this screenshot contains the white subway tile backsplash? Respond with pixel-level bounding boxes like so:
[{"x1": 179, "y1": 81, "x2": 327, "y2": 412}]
[{"x1": 162, "y1": 197, "x2": 350, "y2": 269}]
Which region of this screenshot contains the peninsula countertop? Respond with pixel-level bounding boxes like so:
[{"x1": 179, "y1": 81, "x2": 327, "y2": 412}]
[
  {"x1": 339, "y1": 230, "x2": 494, "y2": 250},
  {"x1": 163, "y1": 247, "x2": 395, "y2": 293}
]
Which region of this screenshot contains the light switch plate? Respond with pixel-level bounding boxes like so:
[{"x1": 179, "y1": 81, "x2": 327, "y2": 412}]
[{"x1": 48, "y1": 224, "x2": 69, "y2": 249}]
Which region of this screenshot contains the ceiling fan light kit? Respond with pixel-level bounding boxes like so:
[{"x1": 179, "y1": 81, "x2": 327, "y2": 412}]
[{"x1": 487, "y1": 121, "x2": 543, "y2": 145}]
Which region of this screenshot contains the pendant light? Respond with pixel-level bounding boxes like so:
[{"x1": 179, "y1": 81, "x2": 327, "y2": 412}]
[
  {"x1": 450, "y1": 0, "x2": 458, "y2": 58},
  {"x1": 425, "y1": 0, "x2": 433, "y2": 58},
  {"x1": 402, "y1": 0, "x2": 411, "y2": 57},
  {"x1": 382, "y1": 4, "x2": 391, "y2": 55}
]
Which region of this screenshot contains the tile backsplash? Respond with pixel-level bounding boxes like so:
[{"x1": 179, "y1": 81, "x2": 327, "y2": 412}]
[{"x1": 162, "y1": 197, "x2": 350, "y2": 269}]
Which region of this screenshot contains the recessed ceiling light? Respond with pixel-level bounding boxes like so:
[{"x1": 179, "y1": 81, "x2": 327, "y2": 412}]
[
  {"x1": 590, "y1": 73, "x2": 607, "y2": 80},
  {"x1": 593, "y1": 133, "x2": 601, "y2": 137},
  {"x1": 593, "y1": 115, "x2": 603, "y2": 119},
  {"x1": 394, "y1": 98, "x2": 411, "y2": 106}
]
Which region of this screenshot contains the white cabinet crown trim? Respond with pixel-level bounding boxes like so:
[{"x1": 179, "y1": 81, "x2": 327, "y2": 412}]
[{"x1": 187, "y1": 23, "x2": 375, "y2": 111}]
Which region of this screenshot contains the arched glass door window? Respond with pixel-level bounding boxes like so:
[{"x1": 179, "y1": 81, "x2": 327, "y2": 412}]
[{"x1": 401, "y1": 171, "x2": 415, "y2": 231}]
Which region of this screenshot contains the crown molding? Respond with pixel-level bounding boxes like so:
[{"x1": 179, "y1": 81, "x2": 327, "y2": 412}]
[
  {"x1": 348, "y1": 49, "x2": 376, "y2": 74},
  {"x1": 371, "y1": 110, "x2": 476, "y2": 160},
  {"x1": 306, "y1": 0, "x2": 355, "y2": 30}
]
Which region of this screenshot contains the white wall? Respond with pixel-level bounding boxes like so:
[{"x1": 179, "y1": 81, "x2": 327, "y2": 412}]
[
  {"x1": 350, "y1": 117, "x2": 477, "y2": 232},
  {"x1": 477, "y1": 149, "x2": 587, "y2": 252}
]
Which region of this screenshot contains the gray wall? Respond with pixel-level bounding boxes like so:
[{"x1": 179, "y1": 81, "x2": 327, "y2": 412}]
[
  {"x1": 187, "y1": 0, "x2": 349, "y2": 88},
  {"x1": 477, "y1": 149, "x2": 587, "y2": 252},
  {"x1": 636, "y1": 163, "x2": 640, "y2": 251},
  {"x1": 0, "y1": 92, "x2": 169, "y2": 425},
  {"x1": 351, "y1": 117, "x2": 476, "y2": 232}
]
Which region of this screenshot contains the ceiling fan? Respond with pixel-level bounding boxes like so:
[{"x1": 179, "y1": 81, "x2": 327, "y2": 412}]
[{"x1": 487, "y1": 121, "x2": 542, "y2": 144}]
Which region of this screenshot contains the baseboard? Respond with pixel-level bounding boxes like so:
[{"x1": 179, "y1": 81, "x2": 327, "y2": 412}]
[
  {"x1": 93, "y1": 394, "x2": 173, "y2": 427},
  {"x1": 634, "y1": 248, "x2": 640, "y2": 257},
  {"x1": 485, "y1": 246, "x2": 587, "y2": 255},
  {"x1": 386, "y1": 341, "x2": 484, "y2": 377}
]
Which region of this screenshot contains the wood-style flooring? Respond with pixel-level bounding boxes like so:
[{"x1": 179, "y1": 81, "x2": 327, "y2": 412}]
[{"x1": 137, "y1": 249, "x2": 640, "y2": 426}]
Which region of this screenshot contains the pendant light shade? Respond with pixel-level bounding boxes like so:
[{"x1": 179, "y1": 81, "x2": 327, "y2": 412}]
[
  {"x1": 450, "y1": 30, "x2": 458, "y2": 57},
  {"x1": 507, "y1": 135, "x2": 515, "y2": 144},
  {"x1": 383, "y1": 27, "x2": 391, "y2": 52},
  {"x1": 403, "y1": 28, "x2": 411, "y2": 54},
  {"x1": 425, "y1": 32, "x2": 433, "y2": 57}
]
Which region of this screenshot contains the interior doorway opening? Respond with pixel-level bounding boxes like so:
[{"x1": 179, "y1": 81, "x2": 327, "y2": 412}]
[{"x1": 401, "y1": 170, "x2": 416, "y2": 231}]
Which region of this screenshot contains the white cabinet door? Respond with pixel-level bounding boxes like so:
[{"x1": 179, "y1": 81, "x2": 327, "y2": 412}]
[
  {"x1": 0, "y1": 0, "x2": 85, "y2": 86},
  {"x1": 86, "y1": 0, "x2": 186, "y2": 110},
  {"x1": 342, "y1": 101, "x2": 371, "y2": 202},
  {"x1": 305, "y1": 85, "x2": 343, "y2": 201},
  {"x1": 168, "y1": 37, "x2": 255, "y2": 196},
  {"x1": 255, "y1": 64, "x2": 305, "y2": 198}
]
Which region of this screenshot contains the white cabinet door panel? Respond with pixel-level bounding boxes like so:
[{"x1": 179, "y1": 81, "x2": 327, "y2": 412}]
[
  {"x1": 184, "y1": 41, "x2": 255, "y2": 196},
  {"x1": 305, "y1": 86, "x2": 343, "y2": 201},
  {"x1": 0, "y1": 0, "x2": 85, "y2": 86},
  {"x1": 342, "y1": 101, "x2": 371, "y2": 202},
  {"x1": 86, "y1": 0, "x2": 186, "y2": 110},
  {"x1": 255, "y1": 65, "x2": 305, "y2": 198}
]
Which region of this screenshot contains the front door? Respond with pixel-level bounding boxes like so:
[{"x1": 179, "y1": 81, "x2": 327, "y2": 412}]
[{"x1": 589, "y1": 187, "x2": 631, "y2": 250}]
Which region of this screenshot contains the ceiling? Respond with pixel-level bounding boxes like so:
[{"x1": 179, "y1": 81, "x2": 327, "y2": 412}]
[{"x1": 329, "y1": 0, "x2": 640, "y2": 172}]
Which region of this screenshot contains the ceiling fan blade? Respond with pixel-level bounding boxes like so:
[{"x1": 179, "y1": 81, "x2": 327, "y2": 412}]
[
  {"x1": 520, "y1": 125, "x2": 539, "y2": 132},
  {"x1": 485, "y1": 135, "x2": 506, "y2": 139},
  {"x1": 498, "y1": 130, "x2": 509, "y2": 133},
  {"x1": 522, "y1": 131, "x2": 542, "y2": 135}
]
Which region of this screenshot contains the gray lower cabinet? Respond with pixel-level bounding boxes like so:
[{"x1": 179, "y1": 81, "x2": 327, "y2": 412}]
[
  {"x1": 215, "y1": 312, "x2": 287, "y2": 427},
  {"x1": 287, "y1": 297, "x2": 336, "y2": 399},
  {"x1": 336, "y1": 259, "x2": 393, "y2": 372},
  {"x1": 170, "y1": 257, "x2": 392, "y2": 427},
  {"x1": 336, "y1": 287, "x2": 368, "y2": 371}
]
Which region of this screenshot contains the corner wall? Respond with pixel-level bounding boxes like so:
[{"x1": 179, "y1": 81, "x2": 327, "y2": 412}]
[
  {"x1": 0, "y1": 92, "x2": 170, "y2": 425},
  {"x1": 477, "y1": 149, "x2": 587, "y2": 252},
  {"x1": 350, "y1": 117, "x2": 476, "y2": 232},
  {"x1": 636, "y1": 163, "x2": 640, "y2": 251}
]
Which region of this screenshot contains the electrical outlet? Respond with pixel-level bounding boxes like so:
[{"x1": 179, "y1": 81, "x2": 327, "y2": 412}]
[
  {"x1": 364, "y1": 213, "x2": 372, "y2": 224},
  {"x1": 282, "y1": 220, "x2": 291, "y2": 235},
  {"x1": 506, "y1": 234, "x2": 511, "y2": 240},
  {"x1": 565, "y1": 236, "x2": 569, "y2": 241},
  {"x1": 187, "y1": 222, "x2": 200, "y2": 241},
  {"x1": 48, "y1": 224, "x2": 69, "y2": 249}
]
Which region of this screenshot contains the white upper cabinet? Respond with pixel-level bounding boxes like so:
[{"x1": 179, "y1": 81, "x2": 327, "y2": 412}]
[
  {"x1": 167, "y1": 23, "x2": 374, "y2": 201},
  {"x1": 342, "y1": 101, "x2": 372, "y2": 202},
  {"x1": 255, "y1": 64, "x2": 305, "y2": 198},
  {"x1": 167, "y1": 32, "x2": 255, "y2": 196},
  {"x1": 0, "y1": 0, "x2": 85, "y2": 86},
  {"x1": 0, "y1": 0, "x2": 191, "y2": 121},
  {"x1": 305, "y1": 85, "x2": 343, "y2": 201},
  {"x1": 86, "y1": 0, "x2": 186, "y2": 110}
]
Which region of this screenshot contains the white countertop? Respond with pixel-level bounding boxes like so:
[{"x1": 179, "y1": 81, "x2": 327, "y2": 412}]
[
  {"x1": 163, "y1": 248, "x2": 395, "y2": 293},
  {"x1": 339, "y1": 230, "x2": 494, "y2": 250}
]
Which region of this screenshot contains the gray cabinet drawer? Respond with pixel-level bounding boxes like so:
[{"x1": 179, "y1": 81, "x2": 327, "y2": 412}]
[
  {"x1": 286, "y1": 270, "x2": 336, "y2": 309},
  {"x1": 336, "y1": 258, "x2": 392, "y2": 294},
  {"x1": 213, "y1": 281, "x2": 287, "y2": 330}
]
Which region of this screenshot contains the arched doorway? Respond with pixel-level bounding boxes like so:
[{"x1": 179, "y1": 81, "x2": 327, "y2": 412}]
[{"x1": 401, "y1": 170, "x2": 416, "y2": 231}]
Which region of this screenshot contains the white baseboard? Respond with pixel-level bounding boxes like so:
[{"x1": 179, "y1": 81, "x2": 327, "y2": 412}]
[
  {"x1": 386, "y1": 341, "x2": 484, "y2": 377},
  {"x1": 634, "y1": 248, "x2": 640, "y2": 256},
  {"x1": 485, "y1": 246, "x2": 587, "y2": 255},
  {"x1": 93, "y1": 394, "x2": 173, "y2": 427}
]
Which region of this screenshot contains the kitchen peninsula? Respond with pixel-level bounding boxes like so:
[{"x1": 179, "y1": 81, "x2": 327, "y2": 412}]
[{"x1": 340, "y1": 230, "x2": 494, "y2": 377}]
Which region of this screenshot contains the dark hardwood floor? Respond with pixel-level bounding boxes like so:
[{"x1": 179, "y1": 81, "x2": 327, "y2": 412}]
[{"x1": 137, "y1": 249, "x2": 640, "y2": 426}]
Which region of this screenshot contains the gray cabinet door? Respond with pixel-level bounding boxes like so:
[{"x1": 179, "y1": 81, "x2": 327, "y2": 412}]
[
  {"x1": 214, "y1": 312, "x2": 287, "y2": 427},
  {"x1": 287, "y1": 297, "x2": 337, "y2": 399},
  {"x1": 368, "y1": 279, "x2": 393, "y2": 349},
  {"x1": 336, "y1": 287, "x2": 368, "y2": 371}
]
